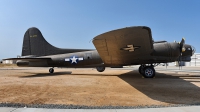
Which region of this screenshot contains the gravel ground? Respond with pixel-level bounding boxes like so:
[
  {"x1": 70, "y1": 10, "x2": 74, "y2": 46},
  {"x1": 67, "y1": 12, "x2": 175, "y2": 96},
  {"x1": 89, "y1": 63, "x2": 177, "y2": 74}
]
[
  {"x1": 0, "y1": 66, "x2": 200, "y2": 108},
  {"x1": 1, "y1": 103, "x2": 200, "y2": 109}
]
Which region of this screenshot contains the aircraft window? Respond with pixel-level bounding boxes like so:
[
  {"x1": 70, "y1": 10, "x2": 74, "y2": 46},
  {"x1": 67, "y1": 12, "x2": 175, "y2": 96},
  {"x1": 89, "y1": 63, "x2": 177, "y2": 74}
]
[
  {"x1": 86, "y1": 53, "x2": 92, "y2": 59},
  {"x1": 188, "y1": 48, "x2": 191, "y2": 50}
]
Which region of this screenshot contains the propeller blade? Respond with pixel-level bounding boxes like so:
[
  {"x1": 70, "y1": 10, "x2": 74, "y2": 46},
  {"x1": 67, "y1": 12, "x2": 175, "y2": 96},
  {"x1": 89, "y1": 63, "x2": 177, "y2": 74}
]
[
  {"x1": 179, "y1": 38, "x2": 185, "y2": 53},
  {"x1": 178, "y1": 38, "x2": 185, "y2": 70},
  {"x1": 180, "y1": 38, "x2": 185, "y2": 46}
]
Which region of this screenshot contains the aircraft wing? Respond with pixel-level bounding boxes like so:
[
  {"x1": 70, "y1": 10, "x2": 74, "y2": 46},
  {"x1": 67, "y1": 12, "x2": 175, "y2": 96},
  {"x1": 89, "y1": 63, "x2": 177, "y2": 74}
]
[{"x1": 92, "y1": 26, "x2": 154, "y2": 66}]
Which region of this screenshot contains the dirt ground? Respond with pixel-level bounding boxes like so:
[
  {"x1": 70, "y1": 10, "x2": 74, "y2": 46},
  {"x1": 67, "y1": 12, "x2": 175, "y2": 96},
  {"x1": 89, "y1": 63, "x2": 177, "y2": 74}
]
[{"x1": 0, "y1": 65, "x2": 200, "y2": 106}]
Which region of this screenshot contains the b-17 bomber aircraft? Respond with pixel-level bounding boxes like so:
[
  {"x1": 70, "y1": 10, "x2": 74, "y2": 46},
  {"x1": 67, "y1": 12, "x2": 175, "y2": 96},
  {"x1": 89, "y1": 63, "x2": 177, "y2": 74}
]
[{"x1": 5, "y1": 26, "x2": 195, "y2": 78}]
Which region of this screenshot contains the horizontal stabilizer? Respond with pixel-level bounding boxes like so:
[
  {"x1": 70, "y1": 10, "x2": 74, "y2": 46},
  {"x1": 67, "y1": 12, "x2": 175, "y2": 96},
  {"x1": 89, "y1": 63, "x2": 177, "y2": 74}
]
[{"x1": 3, "y1": 58, "x2": 51, "y2": 62}]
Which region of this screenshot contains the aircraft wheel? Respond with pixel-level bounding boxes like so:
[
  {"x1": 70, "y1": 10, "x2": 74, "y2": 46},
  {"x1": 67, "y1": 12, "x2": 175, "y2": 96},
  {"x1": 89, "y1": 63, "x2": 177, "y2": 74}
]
[
  {"x1": 96, "y1": 66, "x2": 105, "y2": 72},
  {"x1": 142, "y1": 66, "x2": 155, "y2": 78},
  {"x1": 138, "y1": 66, "x2": 144, "y2": 74},
  {"x1": 49, "y1": 68, "x2": 54, "y2": 73}
]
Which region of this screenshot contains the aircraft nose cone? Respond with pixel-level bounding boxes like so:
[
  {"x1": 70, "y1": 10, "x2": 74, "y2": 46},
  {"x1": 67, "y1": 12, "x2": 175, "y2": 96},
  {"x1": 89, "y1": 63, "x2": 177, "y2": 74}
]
[
  {"x1": 192, "y1": 46, "x2": 196, "y2": 55},
  {"x1": 182, "y1": 44, "x2": 194, "y2": 57}
]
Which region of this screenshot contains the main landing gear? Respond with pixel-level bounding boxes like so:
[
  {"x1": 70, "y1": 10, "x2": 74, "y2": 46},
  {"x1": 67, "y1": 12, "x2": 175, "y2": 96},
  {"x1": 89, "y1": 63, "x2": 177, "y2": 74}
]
[
  {"x1": 138, "y1": 64, "x2": 155, "y2": 78},
  {"x1": 49, "y1": 67, "x2": 54, "y2": 73}
]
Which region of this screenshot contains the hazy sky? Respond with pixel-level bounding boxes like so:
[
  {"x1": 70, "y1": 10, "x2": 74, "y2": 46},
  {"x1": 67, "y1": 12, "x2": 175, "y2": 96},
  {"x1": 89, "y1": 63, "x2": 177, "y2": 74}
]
[{"x1": 0, "y1": 0, "x2": 200, "y2": 59}]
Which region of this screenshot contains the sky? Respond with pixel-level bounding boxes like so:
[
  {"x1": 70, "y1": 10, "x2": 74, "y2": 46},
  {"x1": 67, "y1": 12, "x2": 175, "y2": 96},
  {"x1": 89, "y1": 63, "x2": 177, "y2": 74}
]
[{"x1": 0, "y1": 0, "x2": 200, "y2": 59}]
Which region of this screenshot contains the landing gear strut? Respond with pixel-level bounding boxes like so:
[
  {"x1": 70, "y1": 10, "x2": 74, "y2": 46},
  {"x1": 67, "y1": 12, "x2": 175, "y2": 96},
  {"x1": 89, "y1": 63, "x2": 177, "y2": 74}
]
[
  {"x1": 138, "y1": 65, "x2": 155, "y2": 78},
  {"x1": 49, "y1": 67, "x2": 54, "y2": 73}
]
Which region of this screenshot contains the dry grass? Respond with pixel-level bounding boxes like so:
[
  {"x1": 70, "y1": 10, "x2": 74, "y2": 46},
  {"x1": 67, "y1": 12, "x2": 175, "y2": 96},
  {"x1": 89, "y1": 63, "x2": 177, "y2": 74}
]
[
  {"x1": 0, "y1": 68, "x2": 200, "y2": 106},
  {"x1": 0, "y1": 64, "x2": 17, "y2": 67}
]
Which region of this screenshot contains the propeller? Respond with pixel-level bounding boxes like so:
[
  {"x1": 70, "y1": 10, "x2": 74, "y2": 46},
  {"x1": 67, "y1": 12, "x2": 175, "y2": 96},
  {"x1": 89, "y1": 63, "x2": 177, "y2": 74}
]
[
  {"x1": 178, "y1": 38, "x2": 186, "y2": 70},
  {"x1": 180, "y1": 38, "x2": 185, "y2": 52}
]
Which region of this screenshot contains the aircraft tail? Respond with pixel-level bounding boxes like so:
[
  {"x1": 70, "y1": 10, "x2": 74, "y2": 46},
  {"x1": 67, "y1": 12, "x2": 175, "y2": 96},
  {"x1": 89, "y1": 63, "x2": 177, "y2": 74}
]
[{"x1": 22, "y1": 27, "x2": 92, "y2": 56}]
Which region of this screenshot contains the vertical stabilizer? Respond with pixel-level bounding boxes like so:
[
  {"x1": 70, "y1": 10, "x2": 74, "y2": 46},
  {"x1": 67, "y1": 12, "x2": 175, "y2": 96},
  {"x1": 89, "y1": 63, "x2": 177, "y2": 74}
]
[{"x1": 22, "y1": 27, "x2": 92, "y2": 56}]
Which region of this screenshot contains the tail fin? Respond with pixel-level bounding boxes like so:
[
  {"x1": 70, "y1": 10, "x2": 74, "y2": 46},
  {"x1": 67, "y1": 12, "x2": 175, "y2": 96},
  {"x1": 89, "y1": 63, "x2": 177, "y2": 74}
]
[{"x1": 22, "y1": 27, "x2": 92, "y2": 56}]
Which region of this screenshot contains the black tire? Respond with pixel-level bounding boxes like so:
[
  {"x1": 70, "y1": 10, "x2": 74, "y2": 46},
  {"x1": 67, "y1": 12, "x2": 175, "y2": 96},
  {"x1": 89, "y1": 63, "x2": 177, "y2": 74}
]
[
  {"x1": 49, "y1": 68, "x2": 54, "y2": 73},
  {"x1": 96, "y1": 67, "x2": 105, "y2": 72},
  {"x1": 142, "y1": 66, "x2": 155, "y2": 78},
  {"x1": 138, "y1": 66, "x2": 144, "y2": 74}
]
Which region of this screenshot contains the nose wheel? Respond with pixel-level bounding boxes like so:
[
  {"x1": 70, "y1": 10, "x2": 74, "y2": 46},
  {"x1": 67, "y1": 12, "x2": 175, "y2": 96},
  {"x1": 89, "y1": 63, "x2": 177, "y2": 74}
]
[
  {"x1": 49, "y1": 68, "x2": 54, "y2": 73},
  {"x1": 138, "y1": 65, "x2": 155, "y2": 78}
]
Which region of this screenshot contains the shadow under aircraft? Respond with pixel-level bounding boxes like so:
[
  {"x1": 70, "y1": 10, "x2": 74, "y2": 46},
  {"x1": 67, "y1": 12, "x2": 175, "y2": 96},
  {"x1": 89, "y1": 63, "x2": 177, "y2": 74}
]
[
  {"x1": 118, "y1": 70, "x2": 200, "y2": 105},
  {"x1": 5, "y1": 26, "x2": 195, "y2": 78},
  {"x1": 19, "y1": 69, "x2": 200, "y2": 105}
]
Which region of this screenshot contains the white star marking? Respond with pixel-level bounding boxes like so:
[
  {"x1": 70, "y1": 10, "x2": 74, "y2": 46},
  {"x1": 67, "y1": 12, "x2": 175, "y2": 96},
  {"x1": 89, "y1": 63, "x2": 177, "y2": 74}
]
[
  {"x1": 70, "y1": 56, "x2": 78, "y2": 64},
  {"x1": 65, "y1": 56, "x2": 84, "y2": 64}
]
